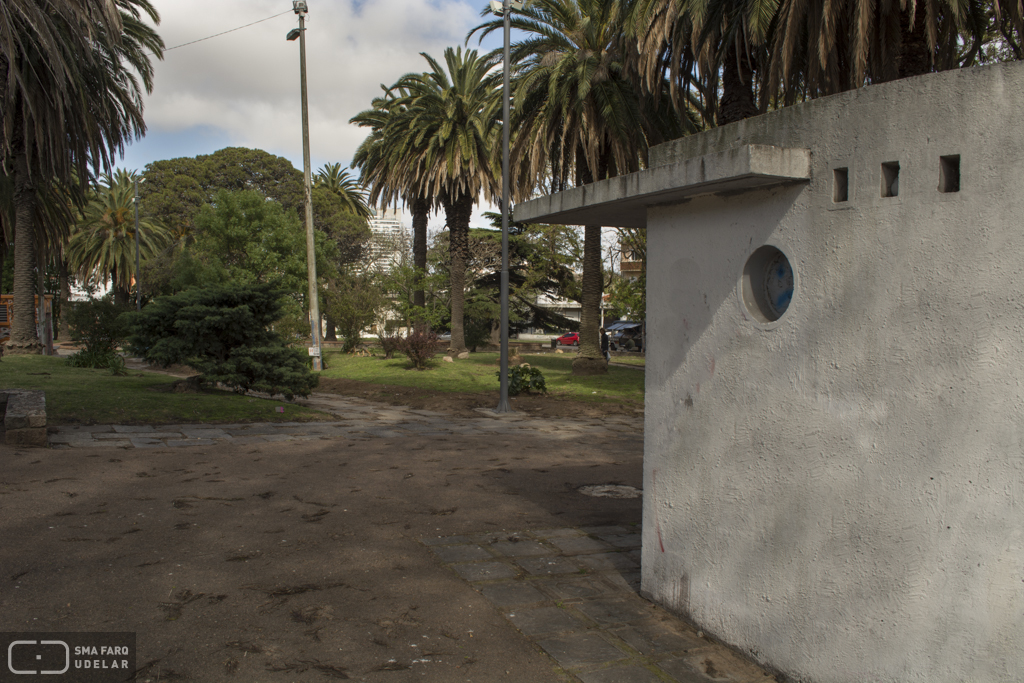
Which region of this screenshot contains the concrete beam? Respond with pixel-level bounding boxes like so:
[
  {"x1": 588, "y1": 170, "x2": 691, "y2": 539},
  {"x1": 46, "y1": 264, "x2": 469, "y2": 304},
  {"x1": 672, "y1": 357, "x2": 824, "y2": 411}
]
[{"x1": 514, "y1": 144, "x2": 811, "y2": 228}]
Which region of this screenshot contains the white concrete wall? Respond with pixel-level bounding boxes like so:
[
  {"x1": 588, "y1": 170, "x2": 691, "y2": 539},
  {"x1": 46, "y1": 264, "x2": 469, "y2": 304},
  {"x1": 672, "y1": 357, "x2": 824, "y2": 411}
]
[{"x1": 643, "y1": 61, "x2": 1024, "y2": 682}]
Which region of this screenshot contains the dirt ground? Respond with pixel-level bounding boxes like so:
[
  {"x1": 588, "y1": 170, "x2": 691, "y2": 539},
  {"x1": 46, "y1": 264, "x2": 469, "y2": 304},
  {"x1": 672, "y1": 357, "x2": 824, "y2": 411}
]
[
  {"x1": 314, "y1": 378, "x2": 642, "y2": 421},
  {"x1": 0, "y1": 412, "x2": 643, "y2": 681}
]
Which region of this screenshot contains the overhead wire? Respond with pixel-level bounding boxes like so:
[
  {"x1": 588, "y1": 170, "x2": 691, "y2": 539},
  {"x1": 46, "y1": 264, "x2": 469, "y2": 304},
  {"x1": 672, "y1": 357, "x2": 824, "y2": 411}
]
[{"x1": 151, "y1": 10, "x2": 293, "y2": 56}]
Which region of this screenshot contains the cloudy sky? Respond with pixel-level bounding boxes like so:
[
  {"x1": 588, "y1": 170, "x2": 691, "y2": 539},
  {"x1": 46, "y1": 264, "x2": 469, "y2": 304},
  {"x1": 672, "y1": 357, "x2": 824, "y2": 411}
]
[{"x1": 122, "y1": 0, "x2": 505, "y2": 229}]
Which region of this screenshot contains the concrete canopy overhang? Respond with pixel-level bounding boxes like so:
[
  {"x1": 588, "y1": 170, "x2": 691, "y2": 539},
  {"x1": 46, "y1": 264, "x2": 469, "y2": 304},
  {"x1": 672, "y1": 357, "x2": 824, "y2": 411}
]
[{"x1": 514, "y1": 144, "x2": 811, "y2": 228}]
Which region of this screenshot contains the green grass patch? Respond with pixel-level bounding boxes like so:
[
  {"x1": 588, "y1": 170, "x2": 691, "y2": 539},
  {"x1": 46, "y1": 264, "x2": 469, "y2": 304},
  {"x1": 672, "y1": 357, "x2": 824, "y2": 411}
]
[
  {"x1": 610, "y1": 355, "x2": 646, "y2": 367},
  {"x1": 0, "y1": 355, "x2": 332, "y2": 426},
  {"x1": 321, "y1": 350, "x2": 643, "y2": 405}
]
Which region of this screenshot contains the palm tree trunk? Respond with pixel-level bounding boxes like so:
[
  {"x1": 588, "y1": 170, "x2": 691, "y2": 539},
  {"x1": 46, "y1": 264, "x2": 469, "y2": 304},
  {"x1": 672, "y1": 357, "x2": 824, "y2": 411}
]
[
  {"x1": 324, "y1": 281, "x2": 337, "y2": 341},
  {"x1": 324, "y1": 311, "x2": 338, "y2": 341},
  {"x1": 718, "y1": 39, "x2": 758, "y2": 125},
  {"x1": 443, "y1": 192, "x2": 472, "y2": 354},
  {"x1": 59, "y1": 257, "x2": 70, "y2": 341},
  {"x1": 411, "y1": 195, "x2": 430, "y2": 332},
  {"x1": 897, "y1": 8, "x2": 933, "y2": 78},
  {"x1": 7, "y1": 151, "x2": 42, "y2": 354},
  {"x1": 572, "y1": 223, "x2": 607, "y2": 375}
]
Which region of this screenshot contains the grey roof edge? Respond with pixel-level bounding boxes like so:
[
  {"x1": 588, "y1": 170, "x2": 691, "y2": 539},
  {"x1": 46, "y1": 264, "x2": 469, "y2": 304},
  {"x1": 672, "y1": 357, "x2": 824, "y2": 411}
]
[{"x1": 513, "y1": 144, "x2": 811, "y2": 228}]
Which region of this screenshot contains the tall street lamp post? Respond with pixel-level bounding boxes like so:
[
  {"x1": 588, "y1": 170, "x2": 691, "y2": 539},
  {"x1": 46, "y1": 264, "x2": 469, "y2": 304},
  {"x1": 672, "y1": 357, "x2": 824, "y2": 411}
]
[
  {"x1": 288, "y1": 0, "x2": 322, "y2": 371},
  {"x1": 133, "y1": 177, "x2": 141, "y2": 312},
  {"x1": 492, "y1": 0, "x2": 524, "y2": 413}
]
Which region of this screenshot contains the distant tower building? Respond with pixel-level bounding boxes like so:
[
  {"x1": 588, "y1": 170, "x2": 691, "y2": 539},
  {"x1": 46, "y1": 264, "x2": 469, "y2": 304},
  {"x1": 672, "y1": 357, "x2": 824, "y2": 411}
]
[{"x1": 366, "y1": 208, "x2": 410, "y2": 272}]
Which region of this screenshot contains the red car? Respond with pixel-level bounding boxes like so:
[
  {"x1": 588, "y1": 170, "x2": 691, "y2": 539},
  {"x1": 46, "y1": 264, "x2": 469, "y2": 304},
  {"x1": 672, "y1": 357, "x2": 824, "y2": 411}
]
[{"x1": 555, "y1": 332, "x2": 579, "y2": 346}]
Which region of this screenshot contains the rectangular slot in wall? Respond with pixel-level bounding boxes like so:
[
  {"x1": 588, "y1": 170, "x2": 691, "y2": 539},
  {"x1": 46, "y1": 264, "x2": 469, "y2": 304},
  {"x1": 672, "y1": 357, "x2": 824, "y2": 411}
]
[
  {"x1": 881, "y1": 162, "x2": 900, "y2": 197},
  {"x1": 939, "y1": 155, "x2": 960, "y2": 193},
  {"x1": 833, "y1": 168, "x2": 849, "y2": 203}
]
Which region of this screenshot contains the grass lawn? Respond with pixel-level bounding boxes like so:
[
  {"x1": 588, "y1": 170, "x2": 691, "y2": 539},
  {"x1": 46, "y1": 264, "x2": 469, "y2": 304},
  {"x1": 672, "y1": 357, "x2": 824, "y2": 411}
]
[
  {"x1": 610, "y1": 355, "x2": 646, "y2": 367},
  {"x1": 321, "y1": 350, "x2": 644, "y2": 405},
  {"x1": 0, "y1": 355, "x2": 332, "y2": 426}
]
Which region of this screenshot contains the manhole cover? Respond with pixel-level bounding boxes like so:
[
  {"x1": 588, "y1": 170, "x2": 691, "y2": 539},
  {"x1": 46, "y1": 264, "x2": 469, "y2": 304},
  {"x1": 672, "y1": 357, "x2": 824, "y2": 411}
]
[{"x1": 578, "y1": 485, "x2": 642, "y2": 499}]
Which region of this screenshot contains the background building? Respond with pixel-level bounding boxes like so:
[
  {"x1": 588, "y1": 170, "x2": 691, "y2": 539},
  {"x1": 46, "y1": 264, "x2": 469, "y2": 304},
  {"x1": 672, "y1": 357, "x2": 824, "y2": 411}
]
[{"x1": 365, "y1": 208, "x2": 410, "y2": 273}]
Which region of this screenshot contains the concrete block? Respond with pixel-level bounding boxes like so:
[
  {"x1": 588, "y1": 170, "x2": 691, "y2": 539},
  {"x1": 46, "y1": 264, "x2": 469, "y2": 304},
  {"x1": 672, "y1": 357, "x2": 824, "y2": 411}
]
[{"x1": 5, "y1": 427, "x2": 48, "y2": 447}]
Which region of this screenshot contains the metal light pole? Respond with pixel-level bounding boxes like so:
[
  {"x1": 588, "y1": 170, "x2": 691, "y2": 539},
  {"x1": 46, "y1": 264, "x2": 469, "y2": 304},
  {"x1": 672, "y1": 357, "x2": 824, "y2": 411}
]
[
  {"x1": 288, "y1": 0, "x2": 322, "y2": 370},
  {"x1": 133, "y1": 177, "x2": 141, "y2": 312},
  {"x1": 494, "y1": 0, "x2": 524, "y2": 413}
]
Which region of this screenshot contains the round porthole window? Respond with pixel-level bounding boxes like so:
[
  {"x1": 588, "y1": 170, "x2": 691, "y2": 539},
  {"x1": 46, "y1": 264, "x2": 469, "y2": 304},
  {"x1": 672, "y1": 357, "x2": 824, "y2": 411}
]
[{"x1": 741, "y1": 245, "x2": 794, "y2": 323}]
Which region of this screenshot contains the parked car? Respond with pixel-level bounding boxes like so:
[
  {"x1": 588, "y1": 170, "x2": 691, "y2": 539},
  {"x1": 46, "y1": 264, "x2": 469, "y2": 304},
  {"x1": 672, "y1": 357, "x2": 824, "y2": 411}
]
[
  {"x1": 554, "y1": 332, "x2": 579, "y2": 346},
  {"x1": 607, "y1": 321, "x2": 643, "y2": 351}
]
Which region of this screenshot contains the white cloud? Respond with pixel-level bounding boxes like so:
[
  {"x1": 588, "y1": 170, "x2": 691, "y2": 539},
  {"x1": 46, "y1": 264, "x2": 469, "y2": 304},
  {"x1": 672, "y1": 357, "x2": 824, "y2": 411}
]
[
  {"x1": 121, "y1": 0, "x2": 506, "y2": 229},
  {"x1": 135, "y1": 0, "x2": 495, "y2": 168}
]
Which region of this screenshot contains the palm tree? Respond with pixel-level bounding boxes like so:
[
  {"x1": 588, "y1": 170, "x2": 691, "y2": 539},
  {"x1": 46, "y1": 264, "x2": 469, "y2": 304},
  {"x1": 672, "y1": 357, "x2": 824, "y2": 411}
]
[
  {"x1": 391, "y1": 48, "x2": 501, "y2": 353},
  {"x1": 1, "y1": 0, "x2": 162, "y2": 353},
  {"x1": 635, "y1": 0, "x2": 1018, "y2": 120},
  {"x1": 471, "y1": 0, "x2": 684, "y2": 373},
  {"x1": 315, "y1": 163, "x2": 371, "y2": 218},
  {"x1": 68, "y1": 170, "x2": 172, "y2": 305},
  {"x1": 351, "y1": 85, "x2": 434, "y2": 327}
]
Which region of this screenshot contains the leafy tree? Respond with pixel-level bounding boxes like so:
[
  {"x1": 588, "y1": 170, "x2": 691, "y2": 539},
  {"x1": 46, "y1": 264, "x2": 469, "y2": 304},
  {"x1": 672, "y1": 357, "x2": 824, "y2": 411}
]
[
  {"x1": 177, "y1": 190, "x2": 311, "y2": 288},
  {"x1": 140, "y1": 147, "x2": 305, "y2": 235},
  {"x1": 139, "y1": 147, "x2": 355, "y2": 247},
  {"x1": 2, "y1": 0, "x2": 163, "y2": 354},
  {"x1": 125, "y1": 284, "x2": 318, "y2": 399},
  {"x1": 322, "y1": 268, "x2": 388, "y2": 351}
]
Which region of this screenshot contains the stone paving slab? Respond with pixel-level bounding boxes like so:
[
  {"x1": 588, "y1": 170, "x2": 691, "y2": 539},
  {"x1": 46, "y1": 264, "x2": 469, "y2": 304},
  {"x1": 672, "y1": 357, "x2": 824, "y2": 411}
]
[
  {"x1": 578, "y1": 552, "x2": 640, "y2": 572},
  {"x1": 129, "y1": 438, "x2": 167, "y2": 449},
  {"x1": 550, "y1": 536, "x2": 615, "y2": 553},
  {"x1": 506, "y1": 605, "x2": 583, "y2": 635},
  {"x1": 490, "y1": 540, "x2": 550, "y2": 557},
  {"x1": 423, "y1": 526, "x2": 774, "y2": 683},
  {"x1": 452, "y1": 561, "x2": 518, "y2": 581},
  {"x1": 112, "y1": 425, "x2": 157, "y2": 433},
  {"x1": 537, "y1": 633, "x2": 627, "y2": 668},
  {"x1": 430, "y1": 544, "x2": 493, "y2": 563},
  {"x1": 517, "y1": 556, "x2": 581, "y2": 576},
  {"x1": 578, "y1": 665, "x2": 665, "y2": 683},
  {"x1": 165, "y1": 439, "x2": 215, "y2": 447},
  {"x1": 478, "y1": 581, "x2": 549, "y2": 606}
]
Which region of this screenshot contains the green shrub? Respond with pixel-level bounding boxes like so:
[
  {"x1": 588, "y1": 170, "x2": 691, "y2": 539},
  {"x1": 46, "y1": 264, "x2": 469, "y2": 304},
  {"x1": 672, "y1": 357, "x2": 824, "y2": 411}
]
[
  {"x1": 501, "y1": 363, "x2": 547, "y2": 396},
  {"x1": 464, "y1": 317, "x2": 492, "y2": 352},
  {"x1": 124, "y1": 284, "x2": 318, "y2": 400},
  {"x1": 65, "y1": 348, "x2": 122, "y2": 372},
  {"x1": 64, "y1": 296, "x2": 131, "y2": 370}
]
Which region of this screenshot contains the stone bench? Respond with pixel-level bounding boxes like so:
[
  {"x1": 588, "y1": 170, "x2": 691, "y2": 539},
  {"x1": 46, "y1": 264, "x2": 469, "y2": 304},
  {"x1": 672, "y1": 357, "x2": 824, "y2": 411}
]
[{"x1": 1, "y1": 389, "x2": 48, "y2": 447}]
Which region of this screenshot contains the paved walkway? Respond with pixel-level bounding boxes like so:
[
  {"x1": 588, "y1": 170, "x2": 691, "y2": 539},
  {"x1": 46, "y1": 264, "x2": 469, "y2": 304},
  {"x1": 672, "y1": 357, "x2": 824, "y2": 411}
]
[
  {"x1": 41, "y1": 390, "x2": 774, "y2": 682},
  {"x1": 48, "y1": 393, "x2": 644, "y2": 449},
  {"x1": 425, "y1": 526, "x2": 771, "y2": 683}
]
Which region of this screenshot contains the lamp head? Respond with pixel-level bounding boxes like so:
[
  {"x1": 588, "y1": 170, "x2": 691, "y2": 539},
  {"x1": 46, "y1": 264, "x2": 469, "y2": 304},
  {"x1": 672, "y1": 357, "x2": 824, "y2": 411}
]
[
  {"x1": 286, "y1": 27, "x2": 302, "y2": 41},
  {"x1": 489, "y1": 0, "x2": 525, "y2": 14}
]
